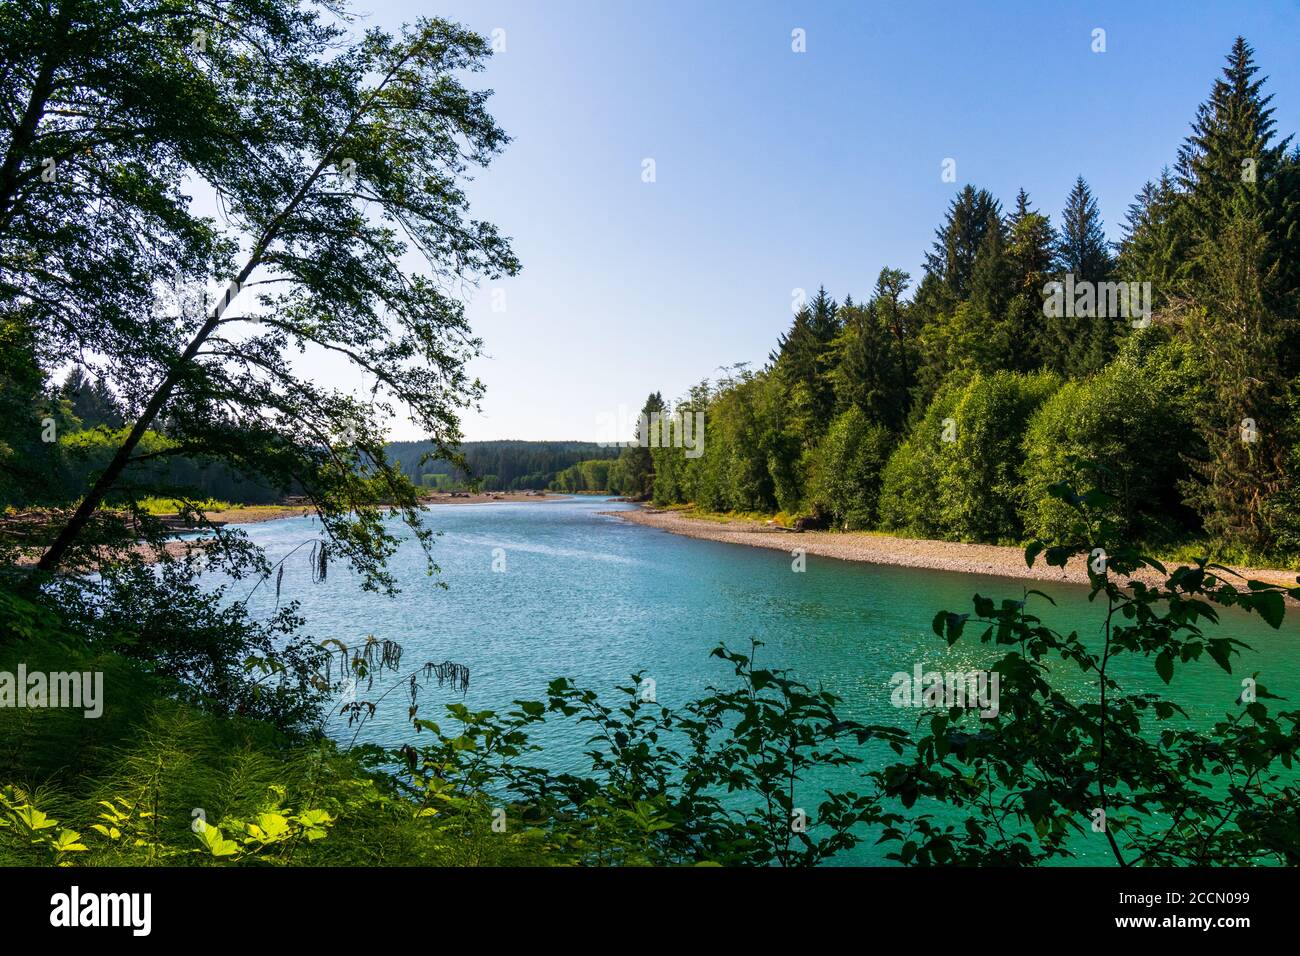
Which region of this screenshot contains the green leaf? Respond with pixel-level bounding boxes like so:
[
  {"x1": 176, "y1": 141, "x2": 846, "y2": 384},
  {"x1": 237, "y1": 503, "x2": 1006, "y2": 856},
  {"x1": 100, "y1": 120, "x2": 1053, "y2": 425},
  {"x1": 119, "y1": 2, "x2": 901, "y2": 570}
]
[
  {"x1": 1022, "y1": 788, "x2": 1050, "y2": 823},
  {"x1": 1044, "y1": 546, "x2": 1073, "y2": 568},
  {"x1": 1205, "y1": 640, "x2": 1233, "y2": 673},
  {"x1": 51, "y1": 829, "x2": 88, "y2": 853},
  {"x1": 13, "y1": 805, "x2": 57, "y2": 831},
  {"x1": 1251, "y1": 590, "x2": 1285, "y2": 629},
  {"x1": 197, "y1": 825, "x2": 240, "y2": 857},
  {"x1": 1081, "y1": 488, "x2": 1117, "y2": 509},
  {"x1": 1155, "y1": 651, "x2": 1174, "y2": 684},
  {"x1": 296, "y1": 809, "x2": 334, "y2": 827},
  {"x1": 246, "y1": 812, "x2": 291, "y2": 843}
]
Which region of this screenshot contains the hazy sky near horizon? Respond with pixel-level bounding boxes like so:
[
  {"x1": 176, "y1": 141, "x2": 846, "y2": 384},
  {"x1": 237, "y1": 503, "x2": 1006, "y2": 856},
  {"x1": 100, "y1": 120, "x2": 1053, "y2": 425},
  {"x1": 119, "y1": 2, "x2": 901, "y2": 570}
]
[{"x1": 353, "y1": 0, "x2": 1300, "y2": 443}]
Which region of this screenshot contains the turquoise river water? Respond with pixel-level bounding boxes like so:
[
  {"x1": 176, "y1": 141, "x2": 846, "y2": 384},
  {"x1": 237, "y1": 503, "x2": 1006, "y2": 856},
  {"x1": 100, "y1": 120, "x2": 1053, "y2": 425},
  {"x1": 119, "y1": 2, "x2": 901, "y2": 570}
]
[{"x1": 231, "y1": 496, "x2": 1298, "y2": 864}]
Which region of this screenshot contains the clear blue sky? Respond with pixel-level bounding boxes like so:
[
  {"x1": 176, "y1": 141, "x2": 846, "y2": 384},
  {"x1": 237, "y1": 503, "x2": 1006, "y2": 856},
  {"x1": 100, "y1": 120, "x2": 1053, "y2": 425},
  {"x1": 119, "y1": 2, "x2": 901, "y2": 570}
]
[{"x1": 360, "y1": 0, "x2": 1300, "y2": 442}]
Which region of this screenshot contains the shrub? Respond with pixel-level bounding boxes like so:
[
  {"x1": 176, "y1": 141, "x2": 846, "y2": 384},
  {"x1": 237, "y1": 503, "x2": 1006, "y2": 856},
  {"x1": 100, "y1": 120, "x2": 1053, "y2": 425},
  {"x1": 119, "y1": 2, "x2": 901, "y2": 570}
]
[
  {"x1": 809, "y1": 407, "x2": 894, "y2": 529},
  {"x1": 939, "y1": 370, "x2": 1060, "y2": 541},
  {"x1": 880, "y1": 371, "x2": 1059, "y2": 542},
  {"x1": 1021, "y1": 351, "x2": 1196, "y2": 545},
  {"x1": 878, "y1": 387, "x2": 960, "y2": 537},
  {"x1": 873, "y1": 482, "x2": 1300, "y2": 866}
]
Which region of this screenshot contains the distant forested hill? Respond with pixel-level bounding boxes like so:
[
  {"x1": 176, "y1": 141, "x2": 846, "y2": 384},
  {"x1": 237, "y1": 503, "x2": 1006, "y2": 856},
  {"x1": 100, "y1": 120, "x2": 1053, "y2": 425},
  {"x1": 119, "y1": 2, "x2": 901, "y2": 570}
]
[
  {"x1": 387, "y1": 440, "x2": 620, "y2": 491},
  {"x1": 14, "y1": 425, "x2": 623, "y2": 506}
]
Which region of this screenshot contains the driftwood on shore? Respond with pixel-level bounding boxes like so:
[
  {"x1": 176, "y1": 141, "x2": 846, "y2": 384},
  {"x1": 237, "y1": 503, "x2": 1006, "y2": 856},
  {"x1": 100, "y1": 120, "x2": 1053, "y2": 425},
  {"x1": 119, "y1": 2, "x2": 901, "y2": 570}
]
[
  {"x1": 763, "y1": 521, "x2": 801, "y2": 534},
  {"x1": 157, "y1": 516, "x2": 227, "y2": 531}
]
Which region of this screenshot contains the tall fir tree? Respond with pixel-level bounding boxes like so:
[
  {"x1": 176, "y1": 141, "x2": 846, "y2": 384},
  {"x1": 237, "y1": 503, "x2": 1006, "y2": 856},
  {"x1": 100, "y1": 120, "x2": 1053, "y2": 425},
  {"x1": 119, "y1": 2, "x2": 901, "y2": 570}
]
[
  {"x1": 909, "y1": 187, "x2": 1005, "y2": 407},
  {"x1": 1174, "y1": 38, "x2": 1300, "y2": 552},
  {"x1": 1046, "y1": 176, "x2": 1115, "y2": 376},
  {"x1": 772, "y1": 286, "x2": 841, "y2": 446},
  {"x1": 1175, "y1": 36, "x2": 1300, "y2": 333},
  {"x1": 1004, "y1": 189, "x2": 1057, "y2": 371},
  {"x1": 1176, "y1": 37, "x2": 1292, "y2": 245},
  {"x1": 61, "y1": 368, "x2": 125, "y2": 430},
  {"x1": 967, "y1": 210, "x2": 1013, "y2": 334},
  {"x1": 618, "y1": 391, "x2": 665, "y2": 500},
  {"x1": 1055, "y1": 175, "x2": 1113, "y2": 282},
  {"x1": 922, "y1": 185, "x2": 1003, "y2": 307},
  {"x1": 873, "y1": 267, "x2": 915, "y2": 412},
  {"x1": 914, "y1": 197, "x2": 1013, "y2": 403},
  {"x1": 1115, "y1": 169, "x2": 1187, "y2": 305},
  {"x1": 834, "y1": 271, "x2": 909, "y2": 432}
]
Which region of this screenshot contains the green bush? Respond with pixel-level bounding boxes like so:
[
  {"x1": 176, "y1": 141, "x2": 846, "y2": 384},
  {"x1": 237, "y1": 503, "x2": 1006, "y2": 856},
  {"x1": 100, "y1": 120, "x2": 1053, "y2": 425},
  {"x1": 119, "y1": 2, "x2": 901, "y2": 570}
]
[
  {"x1": 1021, "y1": 348, "x2": 1197, "y2": 545},
  {"x1": 878, "y1": 387, "x2": 960, "y2": 537},
  {"x1": 940, "y1": 370, "x2": 1060, "y2": 541},
  {"x1": 809, "y1": 407, "x2": 894, "y2": 528},
  {"x1": 880, "y1": 371, "x2": 1059, "y2": 542},
  {"x1": 678, "y1": 376, "x2": 778, "y2": 513},
  {"x1": 878, "y1": 483, "x2": 1300, "y2": 866}
]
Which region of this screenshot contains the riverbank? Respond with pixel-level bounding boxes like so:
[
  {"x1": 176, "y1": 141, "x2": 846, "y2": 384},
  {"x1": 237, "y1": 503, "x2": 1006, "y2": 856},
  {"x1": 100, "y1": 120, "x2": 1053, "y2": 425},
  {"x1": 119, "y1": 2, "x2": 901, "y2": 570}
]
[
  {"x1": 608, "y1": 506, "x2": 1300, "y2": 596},
  {"x1": 207, "y1": 493, "x2": 569, "y2": 526},
  {"x1": 7, "y1": 495, "x2": 572, "y2": 568},
  {"x1": 419, "y1": 492, "x2": 571, "y2": 506},
  {"x1": 202, "y1": 504, "x2": 314, "y2": 525}
]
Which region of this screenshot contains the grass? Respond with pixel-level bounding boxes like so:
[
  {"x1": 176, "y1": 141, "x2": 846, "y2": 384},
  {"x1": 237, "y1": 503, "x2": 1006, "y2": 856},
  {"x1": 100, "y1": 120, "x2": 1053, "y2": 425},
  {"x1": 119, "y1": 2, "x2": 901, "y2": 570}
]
[
  {"x1": 1154, "y1": 541, "x2": 1300, "y2": 575},
  {"x1": 137, "y1": 496, "x2": 238, "y2": 515},
  {"x1": 0, "y1": 589, "x2": 556, "y2": 868}
]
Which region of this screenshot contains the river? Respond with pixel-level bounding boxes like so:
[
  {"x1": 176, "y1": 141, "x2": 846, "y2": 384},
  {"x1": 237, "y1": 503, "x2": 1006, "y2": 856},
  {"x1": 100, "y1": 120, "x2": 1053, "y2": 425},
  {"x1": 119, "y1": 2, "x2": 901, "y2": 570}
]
[{"x1": 232, "y1": 495, "x2": 1298, "y2": 863}]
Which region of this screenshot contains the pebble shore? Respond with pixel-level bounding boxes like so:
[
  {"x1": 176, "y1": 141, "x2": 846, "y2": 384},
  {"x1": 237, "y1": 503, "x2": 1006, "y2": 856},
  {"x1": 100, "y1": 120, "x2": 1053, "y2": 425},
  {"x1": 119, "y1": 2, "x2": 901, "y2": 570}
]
[{"x1": 608, "y1": 506, "x2": 1300, "y2": 599}]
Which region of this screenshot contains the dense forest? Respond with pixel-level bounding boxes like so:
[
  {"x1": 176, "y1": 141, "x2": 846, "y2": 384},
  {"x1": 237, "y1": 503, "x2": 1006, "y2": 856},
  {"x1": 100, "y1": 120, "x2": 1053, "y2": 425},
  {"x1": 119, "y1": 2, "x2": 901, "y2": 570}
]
[
  {"x1": 3, "y1": 363, "x2": 612, "y2": 504},
  {"x1": 610, "y1": 39, "x2": 1300, "y2": 566},
  {"x1": 388, "y1": 440, "x2": 618, "y2": 491}
]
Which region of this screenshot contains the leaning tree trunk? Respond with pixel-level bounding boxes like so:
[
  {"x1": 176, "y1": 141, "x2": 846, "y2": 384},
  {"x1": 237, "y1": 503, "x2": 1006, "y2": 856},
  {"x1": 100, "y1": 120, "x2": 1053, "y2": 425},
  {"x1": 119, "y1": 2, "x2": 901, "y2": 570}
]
[
  {"x1": 36, "y1": 163, "x2": 333, "y2": 571},
  {"x1": 33, "y1": 32, "x2": 426, "y2": 573}
]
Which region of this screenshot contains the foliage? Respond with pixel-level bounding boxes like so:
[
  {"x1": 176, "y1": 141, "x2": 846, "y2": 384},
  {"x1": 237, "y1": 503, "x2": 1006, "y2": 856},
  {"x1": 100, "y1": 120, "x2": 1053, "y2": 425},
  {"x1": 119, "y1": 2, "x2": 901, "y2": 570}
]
[
  {"x1": 879, "y1": 371, "x2": 1058, "y2": 542},
  {"x1": 1043, "y1": 176, "x2": 1117, "y2": 376},
  {"x1": 6, "y1": 5, "x2": 520, "y2": 594},
  {"x1": 871, "y1": 482, "x2": 1300, "y2": 866},
  {"x1": 808, "y1": 407, "x2": 893, "y2": 529},
  {"x1": 389, "y1": 440, "x2": 619, "y2": 494},
  {"x1": 1021, "y1": 340, "x2": 1200, "y2": 545},
  {"x1": 614, "y1": 393, "x2": 665, "y2": 500},
  {"x1": 551, "y1": 459, "x2": 613, "y2": 494},
  {"x1": 391, "y1": 640, "x2": 908, "y2": 866},
  {"x1": 633, "y1": 38, "x2": 1300, "y2": 564}
]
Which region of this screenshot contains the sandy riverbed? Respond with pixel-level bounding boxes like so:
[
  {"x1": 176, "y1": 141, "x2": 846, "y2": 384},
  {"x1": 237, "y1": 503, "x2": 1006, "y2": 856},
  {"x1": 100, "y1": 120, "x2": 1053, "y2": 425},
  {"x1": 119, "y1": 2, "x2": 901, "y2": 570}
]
[
  {"x1": 418, "y1": 492, "x2": 571, "y2": 507},
  {"x1": 607, "y1": 506, "x2": 1300, "y2": 597},
  {"x1": 202, "y1": 505, "x2": 314, "y2": 526}
]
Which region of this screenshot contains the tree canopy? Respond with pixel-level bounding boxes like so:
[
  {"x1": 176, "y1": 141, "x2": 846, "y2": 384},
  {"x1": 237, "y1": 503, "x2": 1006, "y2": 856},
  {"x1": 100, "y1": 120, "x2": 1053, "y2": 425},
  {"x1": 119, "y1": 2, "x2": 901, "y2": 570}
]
[{"x1": 641, "y1": 37, "x2": 1300, "y2": 564}]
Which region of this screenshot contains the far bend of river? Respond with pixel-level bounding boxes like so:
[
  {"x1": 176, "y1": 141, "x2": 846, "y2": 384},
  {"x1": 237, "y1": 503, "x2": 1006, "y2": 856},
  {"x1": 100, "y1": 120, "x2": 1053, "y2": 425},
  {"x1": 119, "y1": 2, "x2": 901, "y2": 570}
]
[{"x1": 231, "y1": 496, "x2": 1298, "y2": 864}]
